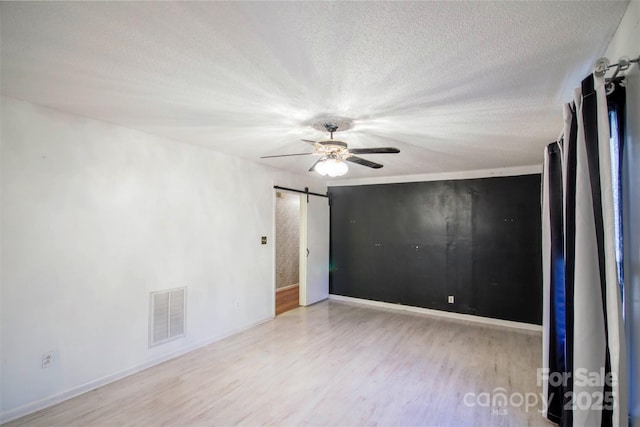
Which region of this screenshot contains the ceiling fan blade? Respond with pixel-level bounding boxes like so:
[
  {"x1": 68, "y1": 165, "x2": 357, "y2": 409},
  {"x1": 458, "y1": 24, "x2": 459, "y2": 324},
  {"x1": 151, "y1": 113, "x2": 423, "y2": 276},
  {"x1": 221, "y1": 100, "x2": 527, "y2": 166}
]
[
  {"x1": 346, "y1": 156, "x2": 384, "y2": 169},
  {"x1": 260, "y1": 152, "x2": 314, "y2": 159},
  {"x1": 308, "y1": 159, "x2": 322, "y2": 172},
  {"x1": 349, "y1": 147, "x2": 400, "y2": 155},
  {"x1": 301, "y1": 139, "x2": 317, "y2": 145}
]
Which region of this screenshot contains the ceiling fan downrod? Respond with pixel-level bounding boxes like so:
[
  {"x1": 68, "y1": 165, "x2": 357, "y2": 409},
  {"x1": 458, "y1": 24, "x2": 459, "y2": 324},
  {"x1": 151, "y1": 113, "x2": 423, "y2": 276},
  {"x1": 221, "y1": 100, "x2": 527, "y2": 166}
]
[{"x1": 324, "y1": 123, "x2": 338, "y2": 140}]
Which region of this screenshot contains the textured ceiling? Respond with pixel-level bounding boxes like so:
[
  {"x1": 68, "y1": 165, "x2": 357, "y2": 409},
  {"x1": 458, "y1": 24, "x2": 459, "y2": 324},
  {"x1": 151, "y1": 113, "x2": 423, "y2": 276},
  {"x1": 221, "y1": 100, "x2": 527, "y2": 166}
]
[{"x1": 0, "y1": 1, "x2": 629, "y2": 179}]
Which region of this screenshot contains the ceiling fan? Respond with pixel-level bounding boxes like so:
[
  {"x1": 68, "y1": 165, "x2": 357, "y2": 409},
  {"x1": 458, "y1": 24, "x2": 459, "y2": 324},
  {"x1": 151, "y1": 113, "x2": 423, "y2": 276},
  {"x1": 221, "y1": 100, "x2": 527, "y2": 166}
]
[{"x1": 260, "y1": 123, "x2": 400, "y2": 177}]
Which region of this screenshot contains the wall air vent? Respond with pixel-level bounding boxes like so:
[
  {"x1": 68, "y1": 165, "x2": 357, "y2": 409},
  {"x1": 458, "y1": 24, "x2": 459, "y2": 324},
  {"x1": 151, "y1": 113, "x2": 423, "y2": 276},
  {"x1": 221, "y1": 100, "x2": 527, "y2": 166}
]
[{"x1": 149, "y1": 287, "x2": 186, "y2": 347}]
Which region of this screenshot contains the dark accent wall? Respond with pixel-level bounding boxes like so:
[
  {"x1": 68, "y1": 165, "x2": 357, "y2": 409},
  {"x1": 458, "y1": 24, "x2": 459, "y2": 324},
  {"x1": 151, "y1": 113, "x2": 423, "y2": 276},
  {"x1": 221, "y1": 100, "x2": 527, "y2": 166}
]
[{"x1": 329, "y1": 174, "x2": 542, "y2": 324}]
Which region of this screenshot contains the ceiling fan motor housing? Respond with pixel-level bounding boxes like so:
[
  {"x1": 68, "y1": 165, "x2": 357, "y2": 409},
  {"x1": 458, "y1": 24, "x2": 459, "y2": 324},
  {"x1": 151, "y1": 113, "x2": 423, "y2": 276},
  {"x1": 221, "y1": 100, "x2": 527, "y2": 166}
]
[{"x1": 316, "y1": 140, "x2": 351, "y2": 159}]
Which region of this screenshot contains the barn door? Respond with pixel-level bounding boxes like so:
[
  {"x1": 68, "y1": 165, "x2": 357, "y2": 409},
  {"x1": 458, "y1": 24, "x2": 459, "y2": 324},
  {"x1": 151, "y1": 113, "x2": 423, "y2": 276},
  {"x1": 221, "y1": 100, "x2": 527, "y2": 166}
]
[{"x1": 299, "y1": 193, "x2": 330, "y2": 306}]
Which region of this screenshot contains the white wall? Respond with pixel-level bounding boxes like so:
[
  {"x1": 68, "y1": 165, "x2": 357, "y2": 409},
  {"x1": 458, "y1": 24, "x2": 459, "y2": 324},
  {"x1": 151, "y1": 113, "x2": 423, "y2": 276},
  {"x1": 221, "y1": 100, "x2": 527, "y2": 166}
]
[
  {"x1": 0, "y1": 97, "x2": 326, "y2": 421},
  {"x1": 603, "y1": 1, "x2": 640, "y2": 425}
]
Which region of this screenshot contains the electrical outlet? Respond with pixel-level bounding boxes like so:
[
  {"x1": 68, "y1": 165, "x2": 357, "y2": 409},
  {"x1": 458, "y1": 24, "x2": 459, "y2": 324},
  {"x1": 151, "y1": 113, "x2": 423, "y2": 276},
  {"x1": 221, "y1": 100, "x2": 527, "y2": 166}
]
[
  {"x1": 42, "y1": 351, "x2": 54, "y2": 368},
  {"x1": 447, "y1": 295, "x2": 454, "y2": 304}
]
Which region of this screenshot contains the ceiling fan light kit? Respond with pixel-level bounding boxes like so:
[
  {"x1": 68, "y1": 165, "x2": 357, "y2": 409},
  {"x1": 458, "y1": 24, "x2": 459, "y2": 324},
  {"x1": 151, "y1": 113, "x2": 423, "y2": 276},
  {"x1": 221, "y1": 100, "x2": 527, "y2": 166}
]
[
  {"x1": 314, "y1": 156, "x2": 349, "y2": 177},
  {"x1": 260, "y1": 119, "x2": 400, "y2": 177}
]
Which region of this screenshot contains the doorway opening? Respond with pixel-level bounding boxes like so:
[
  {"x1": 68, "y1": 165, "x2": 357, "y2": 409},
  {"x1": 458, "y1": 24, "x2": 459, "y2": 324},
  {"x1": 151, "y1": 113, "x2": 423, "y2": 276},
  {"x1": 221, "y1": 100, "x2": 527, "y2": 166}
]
[{"x1": 275, "y1": 191, "x2": 301, "y2": 315}]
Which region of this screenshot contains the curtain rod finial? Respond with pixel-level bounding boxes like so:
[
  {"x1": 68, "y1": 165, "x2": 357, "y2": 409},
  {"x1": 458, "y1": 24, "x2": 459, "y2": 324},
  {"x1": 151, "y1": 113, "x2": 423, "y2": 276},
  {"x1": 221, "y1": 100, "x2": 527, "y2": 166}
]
[{"x1": 594, "y1": 57, "x2": 610, "y2": 77}]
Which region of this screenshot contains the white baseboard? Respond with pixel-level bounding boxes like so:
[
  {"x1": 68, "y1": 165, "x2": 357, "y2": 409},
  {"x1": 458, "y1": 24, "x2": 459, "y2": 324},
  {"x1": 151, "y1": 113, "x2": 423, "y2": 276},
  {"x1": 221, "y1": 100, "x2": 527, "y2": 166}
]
[
  {"x1": 328, "y1": 294, "x2": 542, "y2": 333},
  {"x1": 0, "y1": 315, "x2": 274, "y2": 424}
]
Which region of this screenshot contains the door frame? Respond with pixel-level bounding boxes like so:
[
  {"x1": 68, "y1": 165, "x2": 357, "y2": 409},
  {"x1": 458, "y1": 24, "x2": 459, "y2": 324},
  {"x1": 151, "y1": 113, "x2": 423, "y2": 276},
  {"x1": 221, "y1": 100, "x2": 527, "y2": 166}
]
[
  {"x1": 272, "y1": 189, "x2": 303, "y2": 316},
  {"x1": 272, "y1": 186, "x2": 329, "y2": 316}
]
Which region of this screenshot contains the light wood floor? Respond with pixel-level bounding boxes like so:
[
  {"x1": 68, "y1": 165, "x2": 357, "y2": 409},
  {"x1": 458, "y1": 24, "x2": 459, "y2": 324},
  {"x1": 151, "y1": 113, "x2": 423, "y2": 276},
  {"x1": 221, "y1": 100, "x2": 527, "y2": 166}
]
[{"x1": 6, "y1": 300, "x2": 552, "y2": 427}]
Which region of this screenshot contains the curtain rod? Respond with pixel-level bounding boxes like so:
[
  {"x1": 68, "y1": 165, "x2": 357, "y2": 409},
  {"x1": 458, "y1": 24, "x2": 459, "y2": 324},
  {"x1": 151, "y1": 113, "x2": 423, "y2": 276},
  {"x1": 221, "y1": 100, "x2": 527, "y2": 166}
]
[
  {"x1": 594, "y1": 55, "x2": 639, "y2": 79},
  {"x1": 594, "y1": 54, "x2": 638, "y2": 94}
]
